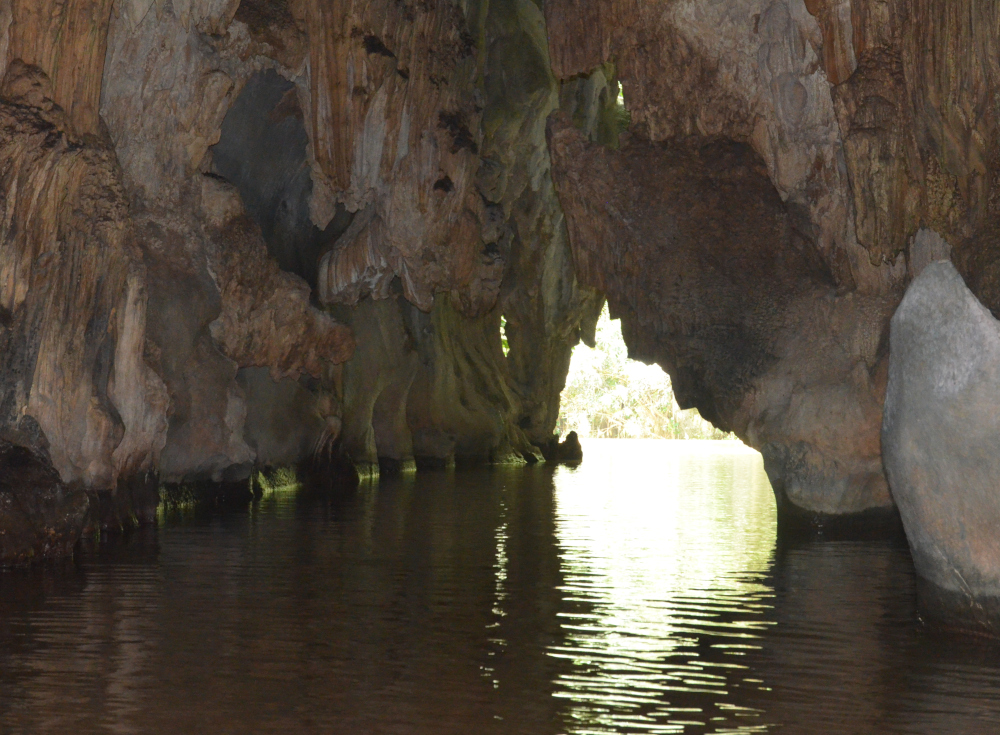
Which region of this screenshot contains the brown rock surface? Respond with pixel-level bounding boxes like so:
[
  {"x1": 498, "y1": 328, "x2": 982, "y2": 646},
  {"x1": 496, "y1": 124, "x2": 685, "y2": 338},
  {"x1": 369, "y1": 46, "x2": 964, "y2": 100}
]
[
  {"x1": 7, "y1": 0, "x2": 1000, "y2": 562},
  {"x1": 0, "y1": 66, "x2": 168, "y2": 493},
  {"x1": 546, "y1": 0, "x2": 894, "y2": 295},
  {"x1": 305, "y1": 0, "x2": 500, "y2": 313},
  {"x1": 3, "y1": 0, "x2": 116, "y2": 135},
  {"x1": 549, "y1": 118, "x2": 896, "y2": 519},
  {"x1": 100, "y1": 0, "x2": 354, "y2": 482},
  {"x1": 0, "y1": 61, "x2": 170, "y2": 545},
  {"x1": 406, "y1": 294, "x2": 542, "y2": 466},
  {"x1": 0, "y1": 441, "x2": 90, "y2": 564},
  {"x1": 307, "y1": 0, "x2": 601, "y2": 472}
]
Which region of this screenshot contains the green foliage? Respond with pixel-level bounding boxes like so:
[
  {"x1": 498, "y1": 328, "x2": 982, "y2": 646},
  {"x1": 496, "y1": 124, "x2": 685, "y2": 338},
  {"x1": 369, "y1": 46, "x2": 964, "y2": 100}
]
[
  {"x1": 558, "y1": 305, "x2": 734, "y2": 440},
  {"x1": 615, "y1": 82, "x2": 631, "y2": 136},
  {"x1": 500, "y1": 315, "x2": 510, "y2": 356}
]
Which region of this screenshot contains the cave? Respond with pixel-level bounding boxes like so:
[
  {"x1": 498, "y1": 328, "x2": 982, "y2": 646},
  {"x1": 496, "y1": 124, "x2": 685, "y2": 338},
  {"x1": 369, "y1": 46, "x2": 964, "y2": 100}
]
[{"x1": 2, "y1": 0, "x2": 1000, "y2": 729}]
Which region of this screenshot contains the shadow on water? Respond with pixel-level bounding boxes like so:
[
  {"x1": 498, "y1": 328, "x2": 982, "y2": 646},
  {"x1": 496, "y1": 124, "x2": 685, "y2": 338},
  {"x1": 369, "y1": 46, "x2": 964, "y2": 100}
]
[{"x1": 2, "y1": 439, "x2": 1000, "y2": 734}]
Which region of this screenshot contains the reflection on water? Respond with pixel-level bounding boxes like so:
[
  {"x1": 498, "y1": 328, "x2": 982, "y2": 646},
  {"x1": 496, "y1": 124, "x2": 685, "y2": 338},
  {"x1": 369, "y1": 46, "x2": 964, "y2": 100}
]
[
  {"x1": 2, "y1": 439, "x2": 1000, "y2": 734},
  {"x1": 551, "y1": 440, "x2": 775, "y2": 733}
]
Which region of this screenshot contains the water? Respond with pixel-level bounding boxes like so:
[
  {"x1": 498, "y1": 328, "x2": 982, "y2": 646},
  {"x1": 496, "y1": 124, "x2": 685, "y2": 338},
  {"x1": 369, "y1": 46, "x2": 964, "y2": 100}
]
[{"x1": 2, "y1": 439, "x2": 1000, "y2": 734}]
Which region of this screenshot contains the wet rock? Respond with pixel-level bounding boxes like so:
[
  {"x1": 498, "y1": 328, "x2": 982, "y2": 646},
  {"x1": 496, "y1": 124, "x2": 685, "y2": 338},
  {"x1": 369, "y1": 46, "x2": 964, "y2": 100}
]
[
  {"x1": 0, "y1": 442, "x2": 89, "y2": 564},
  {"x1": 332, "y1": 294, "x2": 419, "y2": 477},
  {"x1": 306, "y1": 0, "x2": 499, "y2": 313},
  {"x1": 883, "y1": 261, "x2": 1000, "y2": 623},
  {"x1": 317, "y1": 0, "x2": 600, "y2": 473},
  {"x1": 407, "y1": 295, "x2": 542, "y2": 466},
  {"x1": 236, "y1": 367, "x2": 330, "y2": 471},
  {"x1": 101, "y1": 2, "x2": 353, "y2": 484},
  {"x1": 543, "y1": 431, "x2": 583, "y2": 464},
  {"x1": 483, "y1": 6, "x2": 605, "y2": 452}
]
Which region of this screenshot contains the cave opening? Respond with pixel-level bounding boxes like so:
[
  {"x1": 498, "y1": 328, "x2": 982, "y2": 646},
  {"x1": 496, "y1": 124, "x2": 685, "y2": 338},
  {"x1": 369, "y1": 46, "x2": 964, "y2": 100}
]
[
  {"x1": 211, "y1": 69, "x2": 353, "y2": 289},
  {"x1": 558, "y1": 304, "x2": 733, "y2": 441}
]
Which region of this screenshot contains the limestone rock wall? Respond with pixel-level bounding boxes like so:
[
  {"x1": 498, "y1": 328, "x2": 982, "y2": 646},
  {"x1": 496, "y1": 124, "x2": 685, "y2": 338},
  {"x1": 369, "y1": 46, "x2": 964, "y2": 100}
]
[
  {"x1": 310, "y1": 0, "x2": 601, "y2": 472},
  {"x1": 305, "y1": 0, "x2": 499, "y2": 313},
  {"x1": 1, "y1": 0, "x2": 117, "y2": 135},
  {"x1": 829, "y1": 0, "x2": 1000, "y2": 310},
  {"x1": 0, "y1": 0, "x2": 355, "y2": 557},
  {"x1": 100, "y1": 0, "x2": 353, "y2": 484},
  {"x1": 0, "y1": 64, "x2": 168, "y2": 519},
  {"x1": 4, "y1": 0, "x2": 999, "y2": 560},
  {"x1": 546, "y1": 0, "x2": 897, "y2": 295},
  {"x1": 480, "y1": 0, "x2": 604, "y2": 452},
  {"x1": 544, "y1": 0, "x2": 1000, "y2": 522},
  {"x1": 0, "y1": 0, "x2": 603, "y2": 560},
  {"x1": 549, "y1": 120, "x2": 895, "y2": 519}
]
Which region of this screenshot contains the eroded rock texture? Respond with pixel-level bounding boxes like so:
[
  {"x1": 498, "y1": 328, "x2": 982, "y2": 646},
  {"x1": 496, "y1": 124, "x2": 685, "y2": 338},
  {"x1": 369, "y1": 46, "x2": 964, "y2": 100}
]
[
  {"x1": 0, "y1": 0, "x2": 357, "y2": 557},
  {"x1": 0, "y1": 0, "x2": 601, "y2": 560},
  {"x1": 0, "y1": 61, "x2": 169, "y2": 547},
  {"x1": 545, "y1": 0, "x2": 1000, "y2": 525},
  {"x1": 549, "y1": 121, "x2": 895, "y2": 520},
  {"x1": 4, "y1": 0, "x2": 1000, "y2": 562},
  {"x1": 307, "y1": 0, "x2": 601, "y2": 471}
]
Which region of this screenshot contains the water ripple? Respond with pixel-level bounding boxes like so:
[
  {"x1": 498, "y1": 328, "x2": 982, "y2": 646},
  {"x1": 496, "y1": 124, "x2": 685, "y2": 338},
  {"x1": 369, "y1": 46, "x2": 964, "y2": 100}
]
[{"x1": 3, "y1": 440, "x2": 1000, "y2": 733}]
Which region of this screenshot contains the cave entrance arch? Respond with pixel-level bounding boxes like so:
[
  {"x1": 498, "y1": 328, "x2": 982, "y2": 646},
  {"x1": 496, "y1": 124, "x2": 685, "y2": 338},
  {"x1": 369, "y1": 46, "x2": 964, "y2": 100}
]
[{"x1": 557, "y1": 304, "x2": 730, "y2": 441}]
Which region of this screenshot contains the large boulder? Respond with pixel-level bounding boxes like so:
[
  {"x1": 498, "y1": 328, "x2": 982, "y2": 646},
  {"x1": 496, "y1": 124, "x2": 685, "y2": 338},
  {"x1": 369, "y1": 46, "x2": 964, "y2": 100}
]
[{"x1": 883, "y1": 260, "x2": 1000, "y2": 630}]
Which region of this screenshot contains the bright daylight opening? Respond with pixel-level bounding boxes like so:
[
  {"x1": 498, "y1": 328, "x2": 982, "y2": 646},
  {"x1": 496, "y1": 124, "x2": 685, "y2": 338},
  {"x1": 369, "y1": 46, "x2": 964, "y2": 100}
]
[{"x1": 558, "y1": 304, "x2": 735, "y2": 440}]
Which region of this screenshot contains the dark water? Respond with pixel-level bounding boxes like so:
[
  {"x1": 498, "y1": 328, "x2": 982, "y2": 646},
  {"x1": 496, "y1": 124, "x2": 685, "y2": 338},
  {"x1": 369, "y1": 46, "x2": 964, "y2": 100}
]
[{"x1": 2, "y1": 440, "x2": 1000, "y2": 734}]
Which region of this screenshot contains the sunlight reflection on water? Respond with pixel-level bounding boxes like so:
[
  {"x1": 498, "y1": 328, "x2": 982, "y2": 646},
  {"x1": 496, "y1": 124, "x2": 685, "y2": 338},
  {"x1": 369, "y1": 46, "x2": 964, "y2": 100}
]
[
  {"x1": 550, "y1": 440, "x2": 776, "y2": 734},
  {"x1": 4, "y1": 440, "x2": 1000, "y2": 734}
]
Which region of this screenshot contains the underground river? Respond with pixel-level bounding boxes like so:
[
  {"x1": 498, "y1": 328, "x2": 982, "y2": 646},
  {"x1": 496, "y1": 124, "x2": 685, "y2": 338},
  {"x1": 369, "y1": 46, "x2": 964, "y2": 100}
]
[{"x1": 2, "y1": 440, "x2": 999, "y2": 734}]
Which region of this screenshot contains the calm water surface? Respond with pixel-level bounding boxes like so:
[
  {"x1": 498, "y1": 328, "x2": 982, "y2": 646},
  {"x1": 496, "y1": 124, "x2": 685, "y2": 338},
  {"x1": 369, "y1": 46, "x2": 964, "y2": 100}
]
[{"x1": 2, "y1": 439, "x2": 1000, "y2": 734}]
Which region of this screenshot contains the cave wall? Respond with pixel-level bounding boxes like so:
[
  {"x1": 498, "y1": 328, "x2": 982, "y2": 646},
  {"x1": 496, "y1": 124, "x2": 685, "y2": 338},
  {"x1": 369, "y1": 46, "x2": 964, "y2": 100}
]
[
  {"x1": 0, "y1": 0, "x2": 601, "y2": 560},
  {"x1": 100, "y1": 0, "x2": 353, "y2": 487},
  {"x1": 2, "y1": 0, "x2": 997, "y2": 559},
  {"x1": 310, "y1": 0, "x2": 602, "y2": 471},
  {"x1": 549, "y1": 120, "x2": 896, "y2": 520},
  {"x1": 544, "y1": 0, "x2": 1000, "y2": 523}
]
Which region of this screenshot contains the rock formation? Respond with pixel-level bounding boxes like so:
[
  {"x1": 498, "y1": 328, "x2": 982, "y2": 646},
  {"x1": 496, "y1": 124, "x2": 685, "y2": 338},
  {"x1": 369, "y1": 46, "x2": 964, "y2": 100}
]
[
  {"x1": 1, "y1": 0, "x2": 1000, "y2": 567},
  {"x1": 549, "y1": 120, "x2": 896, "y2": 522},
  {"x1": 0, "y1": 0, "x2": 597, "y2": 560},
  {"x1": 883, "y1": 261, "x2": 1000, "y2": 631},
  {"x1": 543, "y1": 0, "x2": 1000, "y2": 529}
]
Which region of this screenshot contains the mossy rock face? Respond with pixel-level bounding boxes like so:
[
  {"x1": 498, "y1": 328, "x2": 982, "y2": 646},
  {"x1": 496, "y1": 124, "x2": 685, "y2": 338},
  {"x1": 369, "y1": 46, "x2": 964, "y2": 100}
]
[
  {"x1": 483, "y1": 32, "x2": 553, "y2": 137},
  {"x1": 407, "y1": 294, "x2": 541, "y2": 464},
  {"x1": 379, "y1": 457, "x2": 417, "y2": 476},
  {"x1": 252, "y1": 466, "x2": 300, "y2": 495},
  {"x1": 158, "y1": 479, "x2": 255, "y2": 511}
]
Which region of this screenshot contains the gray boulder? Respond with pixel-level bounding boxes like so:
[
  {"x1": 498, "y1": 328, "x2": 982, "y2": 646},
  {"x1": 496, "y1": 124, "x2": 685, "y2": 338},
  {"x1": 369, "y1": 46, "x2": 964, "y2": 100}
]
[{"x1": 883, "y1": 260, "x2": 1000, "y2": 627}]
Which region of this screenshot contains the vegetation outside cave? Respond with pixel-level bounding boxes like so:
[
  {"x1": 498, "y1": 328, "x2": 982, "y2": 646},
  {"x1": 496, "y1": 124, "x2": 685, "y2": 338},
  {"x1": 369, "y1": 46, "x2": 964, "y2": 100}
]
[{"x1": 558, "y1": 305, "x2": 735, "y2": 440}]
